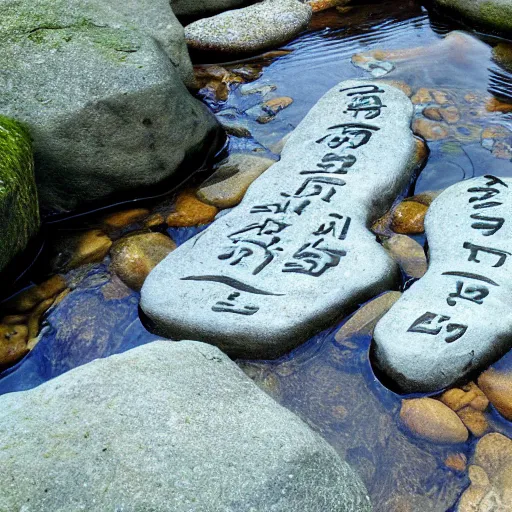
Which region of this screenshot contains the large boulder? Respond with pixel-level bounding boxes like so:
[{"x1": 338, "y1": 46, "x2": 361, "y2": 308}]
[
  {"x1": 0, "y1": 0, "x2": 219, "y2": 212},
  {"x1": 0, "y1": 340, "x2": 372, "y2": 511},
  {"x1": 434, "y1": 0, "x2": 512, "y2": 35},
  {"x1": 0, "y1": 116, "x2": 39, "y2": 272},
  {"x1": 171, "y1": 0, "x2": 250, "y2": 18}
]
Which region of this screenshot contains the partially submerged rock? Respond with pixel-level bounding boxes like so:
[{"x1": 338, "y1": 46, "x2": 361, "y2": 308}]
[
  {"x1": 197, "y1": 153, "x2": 276, "y2": 208},
  {"x1": 0, "y1": 340, "x2": 372, "y2": 511},
  {"x1": 171, "y1": 0, "x2": 248, "y2": 17},
  {"x1": 373, "y1": 175, "x2": 512, "y2": 393},
  {"x1": 0, "y1": 0, "x2": 219, "y2": 212},
  {"x1": 184, "y1": 0, "x2": 312, "y2": 53},
  {"x1": 434, "y1": 0, "x2": 512, "y2": 35},
  {"x1": 141, "y1": 80, "x2": 421, "y2": 359},
  {"x1": 0, "y1": 116, "x2": 39, "y2": 272}
]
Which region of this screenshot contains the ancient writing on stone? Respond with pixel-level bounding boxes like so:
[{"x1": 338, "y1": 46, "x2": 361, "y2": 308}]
[
  {"x1": 373, "y1": 176, "x2": 512, "y2": 393},
  {"x1": 141, "y1": 80, "x2": 418, "y2": 359}
]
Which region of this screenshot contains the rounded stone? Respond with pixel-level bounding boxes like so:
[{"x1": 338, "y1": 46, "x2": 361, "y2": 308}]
[
  {"x1": 0, "y1": 324, "x2": 29, "y2": 369},
  {"x1": 166, "y1": 190, "x2": 219, "y2": 227},
  {"x1": 102, "y1": 209, "x2": 150, "y2": 231},
  {"x1": 184, "y1": 0, "x2": 312, "y2": 54},
  {"x1": 391, "y1": 201, "x2": 428, "y2": 234},
  {"x1": 382, "y1": 235, "x2": 427, "y2": 278},
  {"x1": 110, "y1": 233, "x2": 176, "y2": 291},
  {"x1": 400, "y1": 398, "x2": 469, "y2": 444},
  {"x1": 413, "y1": 119, "x2": 449, "y2": 141},
  {"x1": 478, "y1": 368, "x2": 512, "y2": 421},
  {"x1": 197, "y1": 154, "x2": 275, "y2": 208},
  {"x1": 67, "y1": 230, "x2": 113, "y2": 269}
]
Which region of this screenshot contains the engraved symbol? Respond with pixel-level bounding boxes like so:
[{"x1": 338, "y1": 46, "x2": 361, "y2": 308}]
[
  {"x1": 301, "y1": 153, "x2": 356, "y2": 175},
  {"x1": 470, "y1": 213, "x2": 505, "y2": 236},
  {"x1": 407, "y1": 311, "x2": 468, "y2": 343},
  {"x1": 281, "y1": 177, "x2": 346, "y2": 203},
  {"x1": 313, "y1": 214, "x2": 351, "y2": 240},
  {"x1": 446, "y1": 281, "x2": 489, "y2": 306},
  {"x1": 316, "y1": 123, "x2": 380, "y2": 151},
  {"x1": 250, "y1": 200, "x2": 310, "y2": 216},
  {"x1": 212, "y1": 292, "x2": 259, "y2": 316},
  {"x1": 463, "y1": 242, "x2": 511, "y2": 268},
  {"x1": 344, "y1": 95, "x2": 387, "y2": 120},
  {"x1": 282, "y1": 238, "x2": 346, "y2": 277}
]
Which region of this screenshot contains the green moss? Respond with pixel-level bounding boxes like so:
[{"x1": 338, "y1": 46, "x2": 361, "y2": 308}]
[
  {"x1": 479, "y1": 1, "x2": 512, "y2": 31},
  {"x1": 0, "y1": 116, "x2": 40, "y2": 271}
]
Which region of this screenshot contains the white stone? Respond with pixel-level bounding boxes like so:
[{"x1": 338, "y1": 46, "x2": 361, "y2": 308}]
[
  {"x1": 373, "y1": 175, "x2": 512, "y2": 393},
  {"x1": 141, "y1": 80, "x2": 419, "y2": 359}
]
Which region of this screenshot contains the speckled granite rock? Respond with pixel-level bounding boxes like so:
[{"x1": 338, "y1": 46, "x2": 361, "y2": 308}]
[
  {"x1": 0, "y1": 116, "x2": 39, "y2": 272},
  {"x1": 373, "y1": 175, "x2": 512, "y2": 393},
  {"x1": 141, "y1": 80, "x2": 420, "y2": 359},
  {"x1": 0, "y1": 340, "x2": 372, "y2": 512},
  {"x1": 0, "y1": 0, "x2": 219, "y2": 212},
  {"x1": 184, "y1": 0, "x2": 312, "y2": 53}
]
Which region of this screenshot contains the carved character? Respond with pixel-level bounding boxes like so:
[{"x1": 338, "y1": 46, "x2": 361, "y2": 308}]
[
  {"x1": 470, "y1": 213, "x2": 505, "y2": 236},
  {"x1": 407, "y1": 311, "x2": 468, "y2": 343},
  {"x1": 463, "y1": 241, "x2": 511, "y2": 268},
  {"x1": 212, "y1": 292, "x2": 259, "y2": 316},
  {"x1": 281, "y1": 177, "x2": 346, "y2": 203}
]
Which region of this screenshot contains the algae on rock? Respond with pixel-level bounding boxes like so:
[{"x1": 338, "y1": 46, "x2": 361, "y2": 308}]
[{"x1": 0, "y1": 116, "x2": 39, "y2": 271}]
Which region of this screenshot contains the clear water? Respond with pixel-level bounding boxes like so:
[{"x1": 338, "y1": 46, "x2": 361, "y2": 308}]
[{"x1": 2, "y1": 1, "x2": 512, "y2": 509}]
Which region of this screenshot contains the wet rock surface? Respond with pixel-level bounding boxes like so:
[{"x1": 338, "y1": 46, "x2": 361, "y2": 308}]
[
  {"x1": 374, "y1": 176, "x2": 512, "y2": 393},
  {"x1": 141, "y1": 80, "x2": 420, "y2": 359},
  {"x1": 0, "y1": 340, "x2": 371, "y2": 512},
  {"x1": 184, "y1": 0, "x2": 312, "y2": 53}
]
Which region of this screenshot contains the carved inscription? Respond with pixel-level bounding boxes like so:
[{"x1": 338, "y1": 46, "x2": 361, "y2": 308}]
[
  {"x1": 182, "y1": 83, "x2": 391, "y2": 316},
  {"x1": 407, "y1": 175, "x2": 508, "y2": 344}
]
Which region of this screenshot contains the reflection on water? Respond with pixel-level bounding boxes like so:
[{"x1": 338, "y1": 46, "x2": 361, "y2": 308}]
[{"x1": 1, "y1": 1, "x2": 512, "y2": 509}]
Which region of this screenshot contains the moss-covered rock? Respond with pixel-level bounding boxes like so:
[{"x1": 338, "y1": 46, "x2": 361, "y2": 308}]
[
  {"x1": 434, "y1": 0, "x2": 512, "y2": 35},
  {"x1": 0, "y1": 0, "x2": 220, "y2": 213},
  {"x1": 0, "y1": 116, "x2": 39, "y2": 272}
]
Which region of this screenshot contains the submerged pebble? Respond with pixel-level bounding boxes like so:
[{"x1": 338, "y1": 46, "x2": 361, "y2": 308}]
[{"x1": 166, "y1": 190, "x2": 219, "y2": 227}]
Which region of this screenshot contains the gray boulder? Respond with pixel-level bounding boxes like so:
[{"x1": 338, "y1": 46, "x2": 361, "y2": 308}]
[
  {"x1": 185, "y1": 0, "x2": 312, "y2": 53},
  {"x1": 0, "y1": 0, "x2": 219, "y2": 212},
  {"x1": 373, "y1": 175, "x2": 512, "y2": 393},
  {"x1": 0, "y1": 116, "x2": 39, "y2": 272},
  {"x1": 434, "y1": 0, "x2": 512, "y2": 35},
  {"x1": 0, "y1": 340, "x2": 372, "y2": 511},
  {"x1": 172, "y1": 0, "x2": 250, "y2": 17}
]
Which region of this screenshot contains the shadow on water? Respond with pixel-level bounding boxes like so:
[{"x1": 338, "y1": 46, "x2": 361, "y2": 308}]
[{"x1": 2, "y1": 1, "x2": 512, "y2": 509}]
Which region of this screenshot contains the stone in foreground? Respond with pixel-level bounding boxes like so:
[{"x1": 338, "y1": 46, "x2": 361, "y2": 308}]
[
  {"x1": 0, "y1": 116, "x2": 39, "y2": 272},
  {"x1": 141, "y1": 80, "x2": 420, "y2": 358},
  {"x1": 0, "y1": 340, "x2": 371, "y2": 512},
  {"x1": 184, "y1": 0, "x2": 312, "y2": 53},
  {"x1": 373, "y1": 175, "x2": 512, "y2": 393}
]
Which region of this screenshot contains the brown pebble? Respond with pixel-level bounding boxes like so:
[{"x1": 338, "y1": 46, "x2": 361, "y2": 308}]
[
  {"x1": 144, "y1": 213, "x2": 166, "y2": 228},
  {"x1": 1, "y1": 314, "x2": 29, "y2": 325},
  {"x1": 167, "y1": 190, "x2": 218, "y2": 227},
  {"x1": 4, "y1": 275, "x2": 67, "y2": 313},
  {"x1": 0, "y1": 324, "x2": 29, "y2": 368},
  {"x1": 457, "y1": 406, "x2": 489, "y2": 437},
  {"x1": 423, "y1": 107, "x2": 443, "y2": 121},
  {"x1": 413, "y1": 118, "x2": 449, "y2": 141},
  {"x1": 400, "y1": 398, "x2": 469, "y2": 444},
  {"x1": 445, "y1": 453, "x2": 467, "y2": 472},
  {"x1": 391, "y1": 201, "x2": 428, "y2": 234},
  {"x1": 411, "y1": 88, "x2": 433, "y2": 104},
  {"x1": 110, "y1": 233, "x2": 176, "y2": 291},
  {"x1": 262, "y1": 97, "x2": 293, "y2": 116},
  {"x1": 478, "y1": 368, "x2": 512, "y2": 421},
  {"x1": 67, "y1": 230, "x2": 112, "y2": 269},
  {"x1": 102, "y1": 209, "x2": 150, "y2": 231}
]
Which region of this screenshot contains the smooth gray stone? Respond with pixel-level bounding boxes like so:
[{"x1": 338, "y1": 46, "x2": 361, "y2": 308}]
[
  {"x1": 0, "y1": 0, "x2": 219, "y2": 212},
  {"x1": 0, "y1": 340, "x2": 372, "y2": 512},
  {"x1": 184, "y1": 0, "x2": 312, "y2": 53},
  {"x1": 434, "y1": 0, "x2": 512, "y2": 34},
  {"x1": 373, "y1": 175, "x2": 512, "y2": 393},
  {"x1": 141, "y1": 80, "x2": 419, "y2": 359}
]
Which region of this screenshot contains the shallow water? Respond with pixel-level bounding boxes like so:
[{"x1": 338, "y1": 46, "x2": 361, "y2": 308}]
[{"x1": 2, "y1": 1, "x2": 512, "y2": 509}]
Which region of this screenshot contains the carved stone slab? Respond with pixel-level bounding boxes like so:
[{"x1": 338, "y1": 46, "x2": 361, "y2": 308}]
[
  {"x1": 141, "y1": 80, "x2": 418, "y2": 359},
  {"x1": 373, "y1": 175, "x2": 512, "y2": 393}
]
